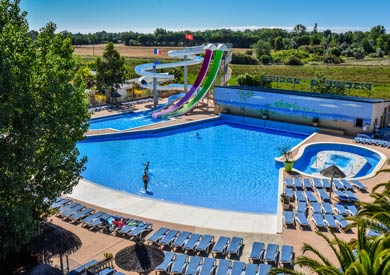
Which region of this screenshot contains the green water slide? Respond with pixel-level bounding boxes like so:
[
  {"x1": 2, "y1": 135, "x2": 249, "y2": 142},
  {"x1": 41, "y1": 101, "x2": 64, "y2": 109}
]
[{"x1": 165, "y1": 49, "x2": 224, "y2": 118}]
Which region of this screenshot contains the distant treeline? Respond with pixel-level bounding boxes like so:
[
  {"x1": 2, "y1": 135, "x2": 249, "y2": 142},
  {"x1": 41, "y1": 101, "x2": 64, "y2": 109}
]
[{"x1": 28, "y1": 24, "x2": 390, "y2": 55}]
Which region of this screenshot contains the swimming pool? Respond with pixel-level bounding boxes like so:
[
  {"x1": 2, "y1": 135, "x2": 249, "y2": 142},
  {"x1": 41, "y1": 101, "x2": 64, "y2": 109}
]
[
  {"x1": 78, "y1": 119, "x2": 308, "y2": 213},
  {"x1": 89, "y1": 112, "x2": 162, "y2": 131},
  {"x1": 293, "y1": 142, "x2": 384, "y2": 178}
]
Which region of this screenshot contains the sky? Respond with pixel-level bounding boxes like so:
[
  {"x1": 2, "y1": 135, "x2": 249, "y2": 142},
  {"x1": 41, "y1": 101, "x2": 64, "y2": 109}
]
[{"x1": 21, "y1": 0, "x2": 390, "y2": 34}]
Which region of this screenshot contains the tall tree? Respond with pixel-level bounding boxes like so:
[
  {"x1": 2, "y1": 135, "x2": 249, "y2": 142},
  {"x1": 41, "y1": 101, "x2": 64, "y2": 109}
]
[
  {"x1": 96, "y1": 42, "x2": 126, "y2": 102},
  {"x1": 0, "y1": 0, "x2": 89, "y2": 261}
]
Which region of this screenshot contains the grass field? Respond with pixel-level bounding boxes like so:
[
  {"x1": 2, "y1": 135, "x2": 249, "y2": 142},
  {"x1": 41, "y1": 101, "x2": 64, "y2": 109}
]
[{"x1": 74, "y1": 44, "x2": 390, "y2": 99}]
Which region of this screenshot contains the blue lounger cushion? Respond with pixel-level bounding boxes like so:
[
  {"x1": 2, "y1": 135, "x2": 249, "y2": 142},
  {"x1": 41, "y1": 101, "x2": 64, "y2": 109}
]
[
  {"x1": 295, "y1": 212, "x2": 310, "y2": 229},
  {"x1": 296, "y1": 201, "x2": 307, "y2": 213},
  {"x1": 170, "y1": 253, "x2": 188, "y2": 275},
  {"x1": 321, "y1": 179, "x2": 331, "y2": 190},
  {"x1": 305, "y1": 191, "x2": 317, "y2": 203},
  {"x1": 311, "y1": 213, "x2": 326, "y2": 229},
  {"x1": 264, "y1": 243, "x2": 279, "y2": 263},
  {"x1": 333, "y1": 179, "x2": 344, "y2": 190},
  {"x1": 284, "y1": 188, "x2": 294, "y2": 200},
  {"x1": 183, "y1": 233, "x2": 202, "y2": 252},
  {"x1": 312, "y1": 178, "x2": 323, "y2": 189},
  {"x1": 310, "y1": 202, "x2": 322, "y2": 214},
  {"x1": 279, "y1": 245, "x2": 294, "y2": 264},
  {"x1": 303, "y1": 178, "x2": 313, "y2": 190},
  {"x1": 258, "y1": 264, "x2": 272, "y2": 275},
  {"x1": 350, "y1": 180, "x2": 367, "y2": 191},
  {"x1": 211, "y1": 236, "x2": 230, "y2": 256},
  {"x1": 346, "y1": 204, "x2": 358, "y2": 216},
  {"x1": 80, "y1": 211, "x2": 105, "y2": 225},
  {"x1": 284, "y1": 178, "x2": 294, "y2": 188},
  {"x1": 293, "y1": 178, "x2": 304, "y2": 189},
  {"x1": 317, "y1": 188, "x2": 330, "y2": 202},
  {"x1": 248, "y1": 242, "x2": 264, "y2": 263},
  {"x1": 334, "y1": 214, "x2": 349, "y2": 231},
  {"x1": 295, "y1": 190, "x2": 307, "y2": 202},
  {"x1": 159, "y1": 229, "x2": 179, "y2": 247},
  {"x1": 333, "y1": 203, "x2": 348, "y2": 216},
  {"x1": 147, "y1": 227, "x2": 169, "y2": 244},
  {"x1": 283, "y1": 211, "x2": 294, "y2": 227},
  {"x1": 198, "y1": 257, "x2": 216, "y2": 275},
  {"x1": 324, "y1": 214, "x2": 338, "y2": 229},
  {"x1": 340, "y1": 179, "x2": 354, "y2": 190},
  {"x1": 196, "y1": 234, "x2": 214, "y2": 253},
  {"x1": 171, "y1": 231, "x2": 192, "y2": 249},
  {"x1": 69, "y1": 259, "x2": 98, "y2": 275},
  {"x1": 155, "y1": 252, "x2": 175, "y2": 273},
  {"x1": 215, "y1": 259, "x2": 231, "y2": 275},
  {"x1": 244, "y1": 263, "x2": 258, "y2": 275},
  {"x1": 226, "y1": 236, "x2": 243, "y2": 257},
  {"x1": 69, "y1": 208, "x2": 95, "y2": 222},
  {"x1": 184, "y1": 256, "x2": 202, "y2": 275},
  {"x1": 321, "y1": 202, "x2": 333, "y2": 214},
  {"x1": 229, "y1": 261, "x2": 245, "y2": 275}
]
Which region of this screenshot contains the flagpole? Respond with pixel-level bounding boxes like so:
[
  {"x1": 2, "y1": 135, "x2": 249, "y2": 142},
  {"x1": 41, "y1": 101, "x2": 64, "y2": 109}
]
[
  {"x1": 184, "y1": 34, "x2": 188, "y2": 93},
  {"x1": 153, "y1": 51, "x2": 157, "y2": 108}
]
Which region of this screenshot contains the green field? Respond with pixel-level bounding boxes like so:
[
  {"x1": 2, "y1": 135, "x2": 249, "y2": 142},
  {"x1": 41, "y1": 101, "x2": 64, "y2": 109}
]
[{"x1": 78, "y1": 55, "x2": 390, "y2": 99}]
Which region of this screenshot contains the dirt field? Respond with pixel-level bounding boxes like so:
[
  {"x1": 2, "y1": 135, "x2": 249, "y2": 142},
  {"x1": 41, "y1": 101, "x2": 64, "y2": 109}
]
[{"x1": 73, "y1": 44, "x2": 245, "y2": 58}]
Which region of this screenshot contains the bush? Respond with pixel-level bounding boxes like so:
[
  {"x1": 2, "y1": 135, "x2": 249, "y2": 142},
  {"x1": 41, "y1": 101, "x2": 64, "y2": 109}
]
[
  {"x1": 353, "y1": 47, "x2": 366, "y2": 59},
  {"x1": 369, "y1": 48, "x2": 385, "y2": 58},
  {"x1": 231, "y1": 52, "x2": 258, "y2": 65},
  {"x1": 328, "y1": 47, "x2": 342, "y2": 57},
  {"x1": 324, "y1": 54, "x2": 342, "y2": 64},
  {"x1": 284, "y1": 55, "x2": 303, "y2": 66},
  {"x1": 236, "y1": 73, "x2": 272, "y2": 87},
  {"x1": 260, "y1": 54, "x2": 272, "y2": 65},
  {"x1": 245, "y1": 49, "x2": 253, "y2": 56}
]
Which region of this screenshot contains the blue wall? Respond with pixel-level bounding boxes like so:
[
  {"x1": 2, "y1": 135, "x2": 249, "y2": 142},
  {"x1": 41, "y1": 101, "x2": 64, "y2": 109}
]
[{"x1": 215, "y1": 87, "x2": 373, "y2": 124}]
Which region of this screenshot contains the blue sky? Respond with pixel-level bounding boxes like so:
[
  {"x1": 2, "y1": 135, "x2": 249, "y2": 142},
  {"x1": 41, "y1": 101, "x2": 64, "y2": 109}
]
[{"x1": 21, "y1": 0, "x2": 390, "y2": 34}]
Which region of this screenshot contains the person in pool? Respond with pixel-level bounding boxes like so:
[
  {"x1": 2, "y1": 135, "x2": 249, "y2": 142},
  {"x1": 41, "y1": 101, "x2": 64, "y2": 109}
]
[
  {"x1": 143, "y1": 161, "x2": 150, "y2": 173},
  {"x1": 142, "y1": 171, "x2": 149, "y2": 192}
]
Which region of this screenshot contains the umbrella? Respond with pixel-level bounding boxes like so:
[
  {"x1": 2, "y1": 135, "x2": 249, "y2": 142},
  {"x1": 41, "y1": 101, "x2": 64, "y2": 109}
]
[
  {"x1": 115, "y1": 240, "x2": 164, "y2": 274},
  {"x1": 31, "y1": 222, "x2": 82, "y2": 273},
  {"x1": 320, "y1": 164, "x2": 346, "y2": 199},
  {"x1": 25, "y1": 263, "x2": 63, "y2": 275}
]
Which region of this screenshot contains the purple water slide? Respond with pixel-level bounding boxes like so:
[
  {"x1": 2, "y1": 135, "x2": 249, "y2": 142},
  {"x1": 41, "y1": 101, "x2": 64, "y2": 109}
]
[{"x1": 152, "y1": 49, "x2": 213, "y2": 118}]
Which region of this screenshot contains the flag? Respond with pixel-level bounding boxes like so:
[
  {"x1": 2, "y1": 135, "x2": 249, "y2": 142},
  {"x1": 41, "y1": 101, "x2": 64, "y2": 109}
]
[
  {"x1": 185, "y1": 33, "x2": 193, "y2": 40},
  {"x1": 153, "y1": 48, "x2": 162, "y2": 55}
]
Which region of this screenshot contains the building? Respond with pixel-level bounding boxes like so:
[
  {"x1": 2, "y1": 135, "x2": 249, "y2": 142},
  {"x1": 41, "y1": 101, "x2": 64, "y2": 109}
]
[{"x1": 214, "y1": 86, "x2": 390, "y2": 136}]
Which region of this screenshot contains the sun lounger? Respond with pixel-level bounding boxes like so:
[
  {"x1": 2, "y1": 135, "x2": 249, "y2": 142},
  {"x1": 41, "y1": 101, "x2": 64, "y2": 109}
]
[
  {"x1": 226, "y1": 236, "x2": 243, "y2": 258},
  {"x1": 334, "y1": 190, "x2": 350, "y2": 202},
  {"x1": 211, "y1": 236, "x2": 230, "y2": 256},
  {"x1": 333, "y1": 203, "x2": 348, "y2": 216},
  {"x1": 184, "y1": 256, "x2": 202, "y2": 275},
  {"x1": 171, "y1": 231, "x2": 192, "y2": 250},
  {"x1": 310, "y1": 202, "x2": 322, "y2": 214},
  {"x1": 284, "y1": 178, "x2": 294, "y2": 188},
  {"x1": 68, "y1": 207, "x2": 95, "y2": 223},
  {"x1": 170, "y1": 253, "x2": 188, "y2": 275},
  {"x1": 57, "y1": 202, "x2": 80, "y2": 214},
  {"x1": 243, "y1": 263, "x2": 258, "y2": 275},
  {"x1": 127, "y1": 224, "x2": 153, "y2": 240},
  {"x1": 321, "y1": 202, "x2": 333, "y2": 214},
  {"x1": 258, "y1": 264, "x2": 272, "y2": 275},
  {"x1": 195, "y1": 234, "x2": 214, "y2": 254},
  {"x1": 367, "y1": 229, "x2": 381, "y2": 237},
  {"x1": 296, "y1": 201, "x2": 307, "y2": 213},
  {"x1": 198, "y1": 257, "x2": 216, "y2": 275},
  {"x1": 316, "y1": 188, "x2": 331, "y2": 202},
  {"x1": 334, "y1": 215, "x2": 349, "y2": 232},
  {"x1": 295, "y1": 212, "x2": 310, "y2": 230},
  {"x1": 346, "y1": 204, "x2": 358, "y2": 216},
  {"x1": 345, "y1": 190, "x2": 359, "y2": 202},
  {"x1": 96, "y1": 268, "x2": 115, "y2": 275},
  {"x1": 85, "y1": 213, "x2": 111, "y2": 230},
  {"x1": 51, "y1": 198, "x2": 71, "y2": 209},
  {"x1": 160, "y1": 229, "x2": 180, "y2": 248},
  {"x1": 147, "y1": 227, "x2": 169, "y2": 245},
  {"x1": 311, "y1": 213, "x2": 326, "y2": 230},
  {"x1": 155, "y1": 252, "x2": 175, "y2": 275},
  {"x1": 248, "y1": 242, "x2": 265, "y2": 263},
  {"x1": 264, "y1": 243, "x2": 279, "y2": 264},
  {"x1": 293, "y1": 178, "x2": 304, "y2": 189},
  {"x1": 60, "y1": 204, "x2": 85, "y2": 219},
  {"x1": 304, "y1": 190, "x2": 318, "y2": 203},
  {"x1": 312, "y1": 178, "x2": 323, "y2": 189},
  {"x1": 229, "y1": 261, "x2": 245, "y2": 275},
  {"x1": 333, "y1": 179, "x2": 345, "y2": 190},
  {"x1": 183, "y1": 233, "x2": 202, "y2": 252},
  {"x1": 80, "y1": 211, "x2": 106, "y2": 227},
  {"x1": 321, "y1": 179, "x2": 331, "y2": 190},
  {"x1": 350, "y1": 180, "x2": 367, "y2": 191},
  {"x1": 340, "y1": 180, "x2": 354, "y2": 190},
  {"x1": 303, "y1": 178, "x2": 313, "y2": 190},
  {"x1": 284, "y1": 187, "x2": 294, "y2": 200},
  {"x1": 69, "y1": 259, "x2": 98, "y2": 275},
  {"x1": 279, "y1": 245, "x2": 294, "y2": 265},
  {"x1": 323, "y1": 214, "x2": 338, "y2": 230},
  {"x1": 295, "y1": 190, "x2": 307, "y2": 202},
  {"x1": 215, "y1": 259, "x2": 231, "y2": 275},
  {"x1": 283, "y1": 210, "x2": 294, "y2": 227}
]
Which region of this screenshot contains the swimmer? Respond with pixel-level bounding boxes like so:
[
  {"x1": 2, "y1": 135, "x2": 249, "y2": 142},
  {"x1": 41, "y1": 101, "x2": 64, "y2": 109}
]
[
  {"x1": 142, "y1": 171, "x2": 149, "y2": 192},
  {"x1": 143, "y1": 161, "x2": 150, "y2": 173}
]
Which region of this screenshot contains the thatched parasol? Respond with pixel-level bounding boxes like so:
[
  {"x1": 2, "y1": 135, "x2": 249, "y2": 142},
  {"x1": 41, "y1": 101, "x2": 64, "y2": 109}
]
[
  {"x1": 25, "y1": 263, "x2": 63, "y2": 275},
  {"x1": 115, "y1": 241, "x2": 164, "y2": 274},
  {"x1": 31, "y1": 222, "x2": 82, "y2": 272},
  {"x1": 320, "y1": 164, "x2": 346, "y2": 198}
]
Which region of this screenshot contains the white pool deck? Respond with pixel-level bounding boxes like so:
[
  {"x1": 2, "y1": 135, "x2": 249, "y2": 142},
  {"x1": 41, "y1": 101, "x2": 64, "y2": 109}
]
[{"x1": 70, "y1": 173, "x2": 284, "y2": 235}]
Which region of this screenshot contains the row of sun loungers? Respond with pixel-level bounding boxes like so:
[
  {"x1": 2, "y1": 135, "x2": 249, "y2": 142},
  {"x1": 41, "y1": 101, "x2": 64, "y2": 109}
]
[
  {"x1": 284, "y1": 177, "x2": 367, "y2": 192},
  {"x1": 155, "y1": 252, "x2": 276, "y2": 275},
  {"x1": 248, "y1": 242, "x2": 294, "y2": 266},
  {"x1": 353, "y1": 135, "x2": 390, "y2": 147},
  {"x1": 147, "y1": 228, "x2": 243, "y2": 258}
]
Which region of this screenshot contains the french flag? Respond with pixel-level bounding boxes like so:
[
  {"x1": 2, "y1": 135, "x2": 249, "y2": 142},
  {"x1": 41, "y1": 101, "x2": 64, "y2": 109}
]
[{"x1": 154, "y1": 48, "x2": 162, "y2": 55}]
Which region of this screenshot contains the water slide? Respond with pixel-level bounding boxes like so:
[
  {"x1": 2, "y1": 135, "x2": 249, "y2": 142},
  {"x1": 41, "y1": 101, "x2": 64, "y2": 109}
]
[
  {"x1": 135, "y1": 44, "x2": 216, "y2": 91},
  {"x1": 166, "y1": 44, "x2": 227, "y2": 118},
  {"x1": 152, "y1": 48, "x2": 214, "y2": 118}
]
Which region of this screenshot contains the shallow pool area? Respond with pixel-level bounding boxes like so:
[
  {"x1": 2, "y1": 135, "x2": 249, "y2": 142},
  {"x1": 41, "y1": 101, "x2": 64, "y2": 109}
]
[
  {"x1": 293, "y1": 143, "x2": 384, "y2": 178},
  {"x1": 89, "y1": 112, "x2": 163, "y2": 131},
  {"x1": 78, "y1": 119, "x2": 309, "y2": 213}
]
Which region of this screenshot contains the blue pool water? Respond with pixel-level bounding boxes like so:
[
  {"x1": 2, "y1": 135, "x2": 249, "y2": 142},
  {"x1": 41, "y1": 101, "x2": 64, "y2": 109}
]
[
  {"x1": 78, "y1": 121, "x2": 307, "y2": 213},
  {"x1": 89, "y1": 112, "x2": 162, "y2": 130},
  {"x1": 294, "y1": 143, "x2": 381, "y2": 178}
]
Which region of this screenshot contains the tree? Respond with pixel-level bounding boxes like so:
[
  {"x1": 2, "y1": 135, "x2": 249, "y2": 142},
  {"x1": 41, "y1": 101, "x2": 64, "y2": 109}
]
[
  {"x1": 274, "y1": 36, "x2": 283, "y2": 50},
  {"x1": 0, "y1": 0, "x2": 89, "y2": 262},
  {"x1": 253, "y1": 39, "x2": 272, "y2": 60},
  {"x1": 293, "y1": 24, "x2": 307, "y2": 35},
  {"x1": 96, "y1": 42, "x2": 126, "y2": 102}
]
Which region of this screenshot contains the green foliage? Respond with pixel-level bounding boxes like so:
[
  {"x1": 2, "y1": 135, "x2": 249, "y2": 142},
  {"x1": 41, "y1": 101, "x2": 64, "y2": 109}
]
[
  {"x1": 284, "y1": 55, "x2": 303, "y2": 66},
  {"x1": 0, "y1": 0, "x2": 89, "y2": 260},
  {"x1": 324, "y1": 54, "x2": 343, "y2": 64},
  {"x1": 231, "y1": 52, "x2": 258, "y2": 65},
  {"x1": 253, "y1": 39, "x2": 272, "y2": 59},
  {"x1": 236, "y1": 73, "x2": 271, "y2": 87},
  {"x1": 96, "y1": 42, "x2": 126, "y2": 97},
  {"x1": 260, "y1": 54, "x2": 272, "y2": 65}
]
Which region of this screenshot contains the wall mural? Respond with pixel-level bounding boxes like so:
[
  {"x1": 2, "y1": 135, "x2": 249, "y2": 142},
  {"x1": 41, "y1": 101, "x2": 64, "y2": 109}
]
[{"x1": 214, "y1": 87, "x2": 372, "y2": 124}]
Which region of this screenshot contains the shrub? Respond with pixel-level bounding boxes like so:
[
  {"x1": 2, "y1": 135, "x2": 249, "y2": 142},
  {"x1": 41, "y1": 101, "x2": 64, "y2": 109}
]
[
  {"x1": 236, "y1": 73, "x2": 272, "y2": 88},
  {"x1": 353, "y1": 47, "x2": 366, "y2": 59},
  {"x1": 260, "y1": 54, "x2": 272, "y2": 65},
  {"x1": 284, "y1": 55, "x2": 303, "y2": 66},
  {"x1": 324, "y1": 54, "x2": 342, "y2": 64},
  {"x1": 245, "y1": 49, "x2": 253, "y2": 56},
  {"x1": 231, "y1": 52, "x2": 258, "y2": 65}
]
